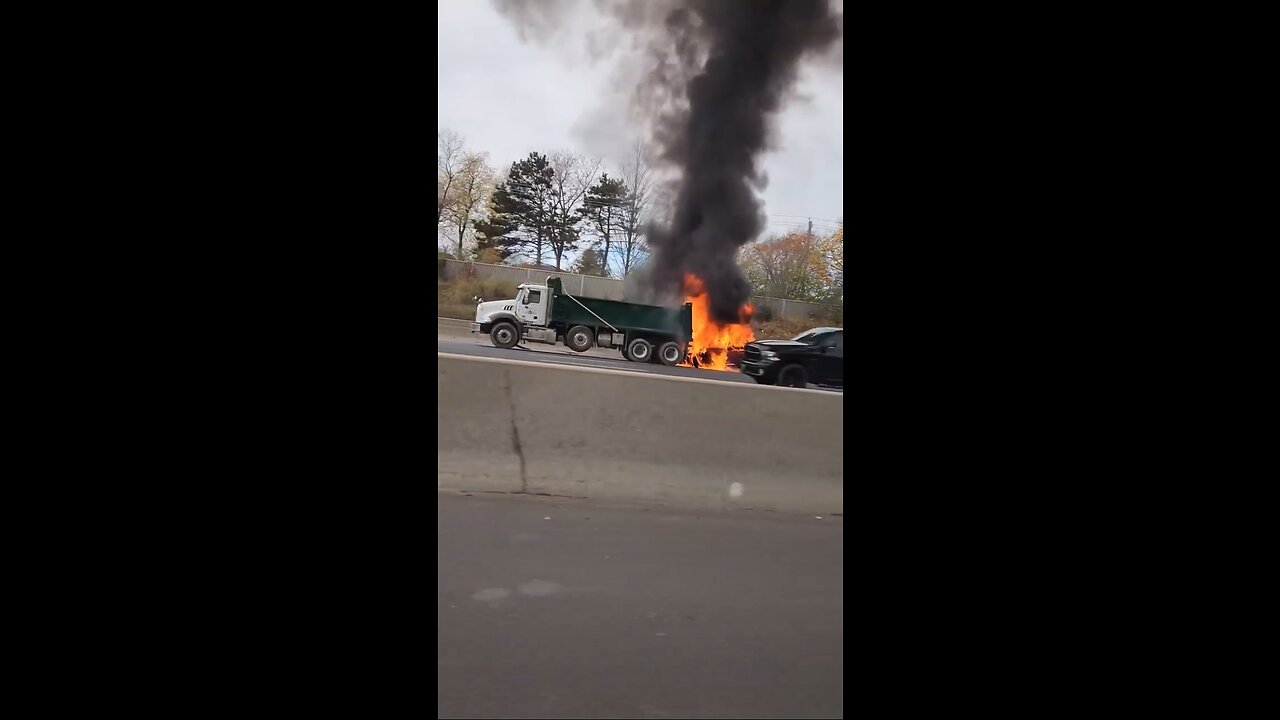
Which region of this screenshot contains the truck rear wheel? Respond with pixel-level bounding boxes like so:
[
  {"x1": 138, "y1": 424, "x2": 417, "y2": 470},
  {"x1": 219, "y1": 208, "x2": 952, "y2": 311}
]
[
  {"x1": 625, "y1": 337, "x2": 652, "y2": 362},
  {"x1": 490, "y1": 321, "x2": 519, "y2": 349},
  {"x1": 565, "y1": 325, "x2": 593, "y2": 352},
  {"x1": 657, "y1": 341, "x2": 683, "y2": 366}
]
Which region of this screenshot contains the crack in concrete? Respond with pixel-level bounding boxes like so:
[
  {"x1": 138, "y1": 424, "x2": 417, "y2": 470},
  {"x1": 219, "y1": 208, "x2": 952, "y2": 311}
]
[{"x1": 502, "y1": 368, "x2": 528, "y2": 493}]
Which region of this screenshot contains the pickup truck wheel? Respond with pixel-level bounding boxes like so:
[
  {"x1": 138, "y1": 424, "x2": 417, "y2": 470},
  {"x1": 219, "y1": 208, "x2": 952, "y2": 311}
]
[
  {"x1": 565, "y1": 325, "x2": 593, "y2": 352},
  {"x1": 490, "y1": 321, "x2": 519, "y2": 349},
  {"x1": 625, "y1": 337, "x2": 652, "y2": 363},
  {"x1": 778, "y1": 364, "x2": 807, "y2": 388},
  {"x1": 657, "y1": 341, "x2": 683, "y2": 366}
]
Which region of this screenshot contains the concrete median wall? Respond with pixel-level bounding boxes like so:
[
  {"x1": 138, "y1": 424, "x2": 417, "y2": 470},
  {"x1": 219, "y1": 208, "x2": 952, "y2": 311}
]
[{"x1": 438, "y1": 353, "x2": 843, "y2": 514}]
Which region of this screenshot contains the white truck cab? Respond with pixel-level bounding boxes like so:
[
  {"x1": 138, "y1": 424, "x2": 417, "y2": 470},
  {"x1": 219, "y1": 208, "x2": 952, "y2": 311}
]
[{"x1": 473, "y1": 284, "x2": 551, "y2": 332}]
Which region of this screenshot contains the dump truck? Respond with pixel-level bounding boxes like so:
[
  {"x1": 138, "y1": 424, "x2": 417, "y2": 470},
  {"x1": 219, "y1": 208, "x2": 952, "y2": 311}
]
[{"x1": 471, "y1": 277, "x2": 693, "y2": 365}]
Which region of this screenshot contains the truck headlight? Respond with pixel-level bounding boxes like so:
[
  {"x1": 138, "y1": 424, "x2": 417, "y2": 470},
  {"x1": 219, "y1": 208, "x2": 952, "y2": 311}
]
[{"x1": 761, "y1": 350, "x2": 779, "y2": 360}]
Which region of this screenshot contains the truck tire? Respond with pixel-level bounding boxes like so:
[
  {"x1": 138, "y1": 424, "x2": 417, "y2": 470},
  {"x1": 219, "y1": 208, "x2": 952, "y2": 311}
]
[
  {"x1": 778, "y1": 364, "x2": 807, "y2": 388},
  {"x1": 490, "y1": 321, "x2": 519, "y2": 349},
  {"x1": 565, "y1": 325, "x2": 593, "y2": 352},
  {"x1": 657, "y1": 341, "x2": 683, "y2": 366},
  {"x1": 625, "y1": 337, "x2": 652, "y2": 363}
]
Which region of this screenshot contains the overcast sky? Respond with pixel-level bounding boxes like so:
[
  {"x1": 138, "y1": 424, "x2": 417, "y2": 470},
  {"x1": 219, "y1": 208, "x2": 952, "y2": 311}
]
[{"x1": 438, "y1": 0, "x2": 844, "y2": 252}]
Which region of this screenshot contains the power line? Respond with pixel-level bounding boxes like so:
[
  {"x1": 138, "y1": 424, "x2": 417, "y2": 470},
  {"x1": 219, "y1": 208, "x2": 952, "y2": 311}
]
[
  {"x1": 769, "y1": 214, "x2": 843, "y2": 222},
  {"x1": 768, "y1": 218, "x2": 840, "y2": 226}
]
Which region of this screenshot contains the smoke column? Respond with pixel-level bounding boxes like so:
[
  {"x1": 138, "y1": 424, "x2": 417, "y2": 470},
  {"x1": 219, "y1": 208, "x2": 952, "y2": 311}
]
[{"x1": 491, "y1": 0, "x2": 841, "y2": 322}]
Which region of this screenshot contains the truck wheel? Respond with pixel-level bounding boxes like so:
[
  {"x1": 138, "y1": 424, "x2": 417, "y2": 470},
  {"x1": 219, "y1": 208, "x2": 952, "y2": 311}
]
[
  {"x1": 778, "y1": 364, "x2": 807, "y2": 388},
  {"x1": 625, "y1": 337, "x2": 652, "y2": 363},
  {"x1": 565, "y1": 325, "x2": 593, "y2": 352},
  {"x1": 657, "y1": 341, "x2": 683, "y2": 366},
  {"x1": 490, "y1": 321, "x2": 519, "y2": 349}
]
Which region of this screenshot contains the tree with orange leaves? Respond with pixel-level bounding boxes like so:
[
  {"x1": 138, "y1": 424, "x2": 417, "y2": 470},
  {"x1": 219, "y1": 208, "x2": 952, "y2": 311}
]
[{"x1": 739, "y1": 230, "x2": 837, "y2": 302}]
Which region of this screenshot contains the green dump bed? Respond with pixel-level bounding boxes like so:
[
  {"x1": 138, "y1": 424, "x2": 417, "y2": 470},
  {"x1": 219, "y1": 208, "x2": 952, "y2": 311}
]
[{"x1": 546, "y1": 278, "x2": 692, "y2": 343}]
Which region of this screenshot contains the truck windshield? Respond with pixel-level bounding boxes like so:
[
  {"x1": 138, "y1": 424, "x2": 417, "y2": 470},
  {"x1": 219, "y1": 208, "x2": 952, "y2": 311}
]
[{"x1": 791, "y1": 330, "x2": 824, "y2": 344}]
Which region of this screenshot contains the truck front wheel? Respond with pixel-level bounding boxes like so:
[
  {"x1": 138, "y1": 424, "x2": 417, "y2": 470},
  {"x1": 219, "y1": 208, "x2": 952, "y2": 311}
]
[
  {"x1": 490, "y1": 321, "x2": 519, "y2": 349},
  {"x1": 565, "y1": 325, "x2": 593, "y2": 352},
  {"x1": 657, "y1": 341, "x2": 683, "y2": 366},
  {"x1": 625, "y1": 337, "x2": 652, "y2": 363},
  {"x1": 778, "y1": 364, "x2": 807, "y2": 388}
]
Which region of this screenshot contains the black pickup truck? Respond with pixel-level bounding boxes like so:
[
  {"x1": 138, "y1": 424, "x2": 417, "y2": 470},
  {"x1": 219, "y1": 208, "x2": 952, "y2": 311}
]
[{"x1": 739, "y1": 327, "x2": 843, "y2": 388}]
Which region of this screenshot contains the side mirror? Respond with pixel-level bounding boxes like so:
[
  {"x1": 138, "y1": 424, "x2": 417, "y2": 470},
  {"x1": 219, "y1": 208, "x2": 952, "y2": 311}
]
[{"x1": 474, "y1": 295, "x2": 484, "y2": 304}]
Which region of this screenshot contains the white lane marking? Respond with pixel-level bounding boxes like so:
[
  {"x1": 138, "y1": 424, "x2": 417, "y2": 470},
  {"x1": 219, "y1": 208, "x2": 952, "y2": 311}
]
[{"x1": 518, "y1": 579, "x2": 563, "y2": 597}]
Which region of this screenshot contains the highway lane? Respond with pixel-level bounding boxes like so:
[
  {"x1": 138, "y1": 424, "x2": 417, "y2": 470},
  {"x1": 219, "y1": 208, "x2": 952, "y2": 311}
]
[
  {"x1": 438, "y1": 333, "x2": 759, "y2": 384},
  {"x1": 437, "y1": 331, "x2": 843, "y2": 391},
  {"x1": 437, "y1": 491, "x2": 844, "y2": 719}
]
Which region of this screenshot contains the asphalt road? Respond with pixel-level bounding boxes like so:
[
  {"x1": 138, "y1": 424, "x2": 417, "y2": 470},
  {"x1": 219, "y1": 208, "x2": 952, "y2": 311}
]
[
  {"x1": 438, "y1": 333, "x2": 759, "y2": 384},
  {"x1": 438, "y1": 331, "x2": 842, "y2": 391},
  {"x1": 437, "y1": 492, "x2": 844, "y2": 719}
]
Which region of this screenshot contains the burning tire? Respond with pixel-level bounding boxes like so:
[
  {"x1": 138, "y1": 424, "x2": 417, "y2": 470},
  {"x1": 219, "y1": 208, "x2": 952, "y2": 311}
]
[
  {"x1": 490, "y1": 321, "x2": 519, "y2": 349},
  {"x1": 625, "y1": 337, "x2": 652, "y2": 363},
  {"x1": 778, "y1": 364, "x2": 807, "y2": 388},
  {"x1": 657, "y1": 341, "x2": 683, "y2": 366},
  {"x1": 565, "y1": 325, "x2": 593, "y2": 352}
]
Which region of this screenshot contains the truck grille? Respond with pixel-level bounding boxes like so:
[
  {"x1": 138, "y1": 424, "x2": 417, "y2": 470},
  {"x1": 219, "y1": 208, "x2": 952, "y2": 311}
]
[{"x1": 744, "y1": 346, "x2": 761, "y2": 362}]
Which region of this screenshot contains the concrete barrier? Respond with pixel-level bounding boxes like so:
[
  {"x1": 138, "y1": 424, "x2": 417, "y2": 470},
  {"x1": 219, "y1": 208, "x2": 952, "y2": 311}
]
[{"x1": 438, "y1": 352, "x2": 843, "y2": 514}]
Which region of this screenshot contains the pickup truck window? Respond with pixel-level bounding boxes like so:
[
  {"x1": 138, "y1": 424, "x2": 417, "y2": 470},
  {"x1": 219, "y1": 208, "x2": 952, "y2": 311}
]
[{"x1": 823, "y1": 333, "x2": 843, "y2": 355}]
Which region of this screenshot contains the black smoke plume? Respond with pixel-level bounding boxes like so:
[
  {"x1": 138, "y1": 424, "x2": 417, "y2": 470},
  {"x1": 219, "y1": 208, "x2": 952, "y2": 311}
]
[{"x1": 491, "y1": 0, "x2": 841, "y2": 322}]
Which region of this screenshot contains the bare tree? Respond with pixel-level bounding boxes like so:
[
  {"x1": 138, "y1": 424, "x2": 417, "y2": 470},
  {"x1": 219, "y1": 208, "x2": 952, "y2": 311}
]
[
  {"x1": 616, "y1": 140, "x2": 654, "y2": 276},
  {"x1": 548, "y1": 151, "x2": 603, "y2": 269},
  {"x1": 445, "y1": 152, "x2": 495, "y2": 258},
  {"x1": 437, "y1": 130, "x2": 466, "y2": 229}
]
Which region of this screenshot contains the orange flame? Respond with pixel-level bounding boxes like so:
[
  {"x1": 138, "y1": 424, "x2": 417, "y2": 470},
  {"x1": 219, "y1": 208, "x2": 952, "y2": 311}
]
[{"x1": 677, "y1": 273, "x2": 756, "y2": 371}]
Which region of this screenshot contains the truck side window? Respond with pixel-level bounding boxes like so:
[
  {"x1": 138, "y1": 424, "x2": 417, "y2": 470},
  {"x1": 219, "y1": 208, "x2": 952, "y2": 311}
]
[
  {"x1": 825, "y1": 333, "x2": 843, "y2": 356},
  {"x1": 526, "y1": 290, "x2": 541, "y2": 304}
]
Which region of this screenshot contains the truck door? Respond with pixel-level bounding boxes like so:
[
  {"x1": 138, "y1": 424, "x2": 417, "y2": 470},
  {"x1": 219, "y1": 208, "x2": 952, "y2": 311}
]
[
  {"x1": 516, "y1": 287, "x2": 548, "y2": 327},
  {"x1": 816, "y1": 332, "x2": 843, "y2": 387}
]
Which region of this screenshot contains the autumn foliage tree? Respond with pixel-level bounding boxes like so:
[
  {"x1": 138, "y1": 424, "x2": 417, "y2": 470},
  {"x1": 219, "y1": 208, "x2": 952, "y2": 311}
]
[
  {"x1": 739, "y1": 230, "x2": 840, "y2": 303},
  {"x1": 823, "y1": 226, "x2": 843, "y2": 303},
  {"x1": 443, "y1": 152, "x2": 494, "y2": 259}
]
